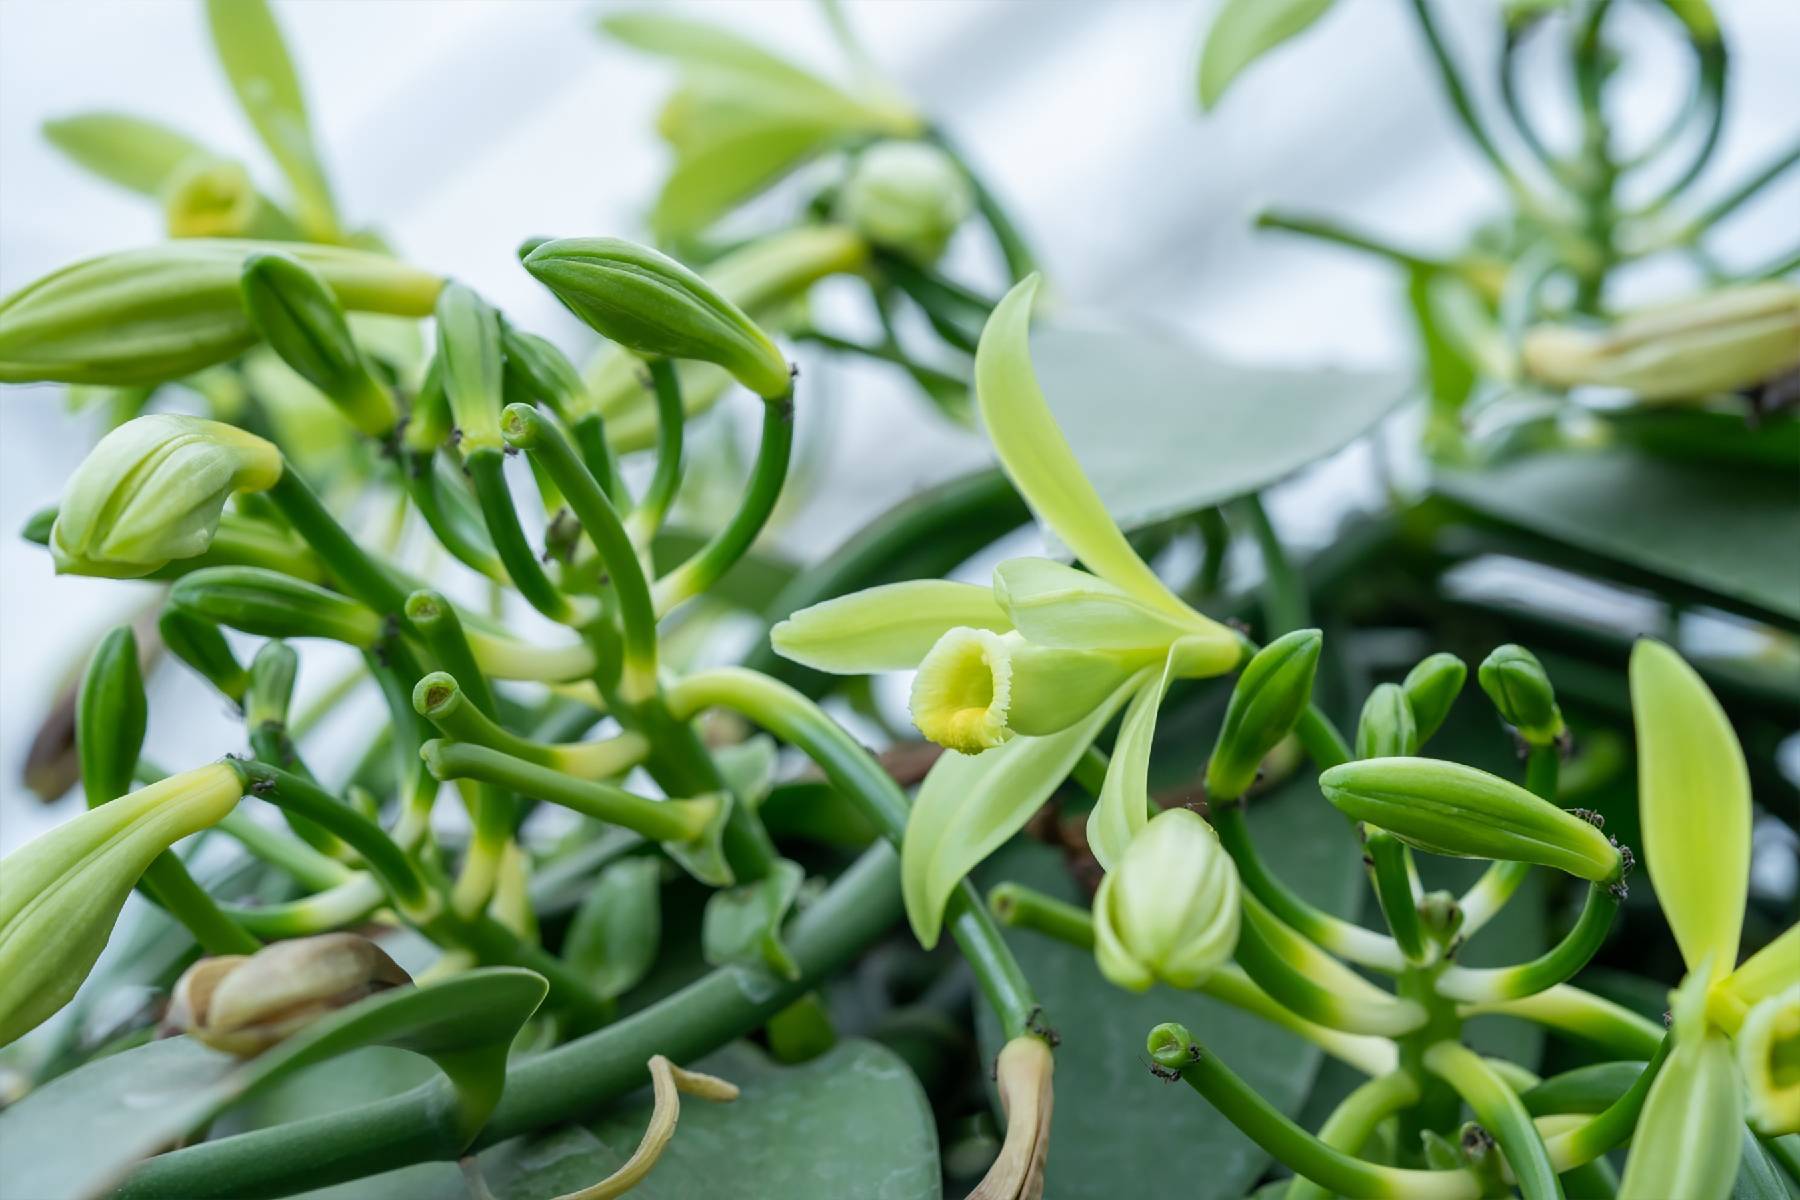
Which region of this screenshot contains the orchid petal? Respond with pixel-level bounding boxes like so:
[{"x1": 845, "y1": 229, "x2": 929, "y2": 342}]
[
  {"x1": 771, "y1": 580, "x2": 1008, "y2": 674},
  {"x1": 1087, "y1": 641, "x2": 1194, "y2": 871}
]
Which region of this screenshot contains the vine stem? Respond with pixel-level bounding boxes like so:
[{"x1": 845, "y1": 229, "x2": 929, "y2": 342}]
[{"x1": 1422, "y1": 1041, "x2": 1562, "y2": 1200}]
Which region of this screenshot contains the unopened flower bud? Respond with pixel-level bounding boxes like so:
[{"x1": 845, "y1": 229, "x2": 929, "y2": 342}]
[
  {"x1": 76, "y1": 626, "x2": 148, "y2": 806},
  {"x1": 0, "y1": 241, "x2": 442, "y2": 385},
  {"x1": 163, "y1": 157, "x2": 297, "y2": 241},
  {"x1": 167, "y1": 933, "x2": 411, "y2": 1057},
  {"x1": 523, "y1": 238, "x2": 792, "y2": 400},
  {"x1": 1320, "y1": 758, "x2": 1622, "y2": 883},
  {"x1": 240, "y1": 252, "x2": 397, "y2": 436},
  {"x1": 1478, "y1": 644, "x2": 1564, "y2": 745},
  {"x1": 245, "y1": 640, "x2": 300, "y2": 730},
  {"x1": 1402, "y1": 652, "x2": 1466, "y2": 747},
  {"x1": 907, "y1": 626, "x2": 1135, "y2": 754},
  {"x1": 0, "y1": 764, "x2": 243, "y2": 1046},
  {"x1": 839, "y1": 141, "x2": 973, "y2": 265},
  {"x1": 1207, "y1": 629, "x2": 1321, "y2": 803},
  {"x1": 501, "y1": 325, "x2": 587, "y2": 420},
  {"x1": 1522, "y1": 282, "x2": 1800, "y2": 402},
  {"x1": 170, "y1": 566, "x2": 384, "y2": 648},
  {"x1": 159, "y1": 608, "x2": 249, "y2": 705},
  {"x1": 1356, "y1": 682, "x2": 1417, "y2": 759},
  {"x1": 50, "y1": 414, "x2": 282, "y2": 578},
  {"x1": 435, "y1": 282, "x2": 505, "y2": 455},
  {"x1": 1093, "y1": 808, "x2": 1240, "y2": 992},
  {"x1": 1739, "y1": 986, "x2": 1800, "y2": 1136}
]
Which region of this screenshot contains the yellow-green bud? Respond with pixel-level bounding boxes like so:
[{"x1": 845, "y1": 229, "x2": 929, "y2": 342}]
[
  {"x1": 240, "y1": 252, "x2": 396, "y2": 436},
  {"x1": 1739, "y1": 986, "x2": 1800, "y2": 1136},
  {"x1": 1206, "y1": 629, "x2": 1321, "y2": 802},
  {"x1": 1522, "y1": 282, "x2": 1800, "y2": 402},
  {"x1": 1478, "y1": 644, "x2": 1564, "y2": 745},
  {"x1": 159, "y1": 608, "x2": 249, "y2": 704},
  {"x1": 166, "y1": 933, "x2": 411, "y2": 1057},
  {"x1": 1402, "y1": 652, "x2": 1466, "y2": 746},
  {"x1": 0, "y1": 764, "x2": 242, "y2": 1046},
  {"x1": 0, "y1": 241, "x2": 442, "y2": 385},
  {"x1": 76, "y1": 626, "x2": 148, "y2": 806},
  {"x1": 1319, "y1": 758, "x2": 1623, "y2": 883},
  {"x1": 838, "y1": 141, "x2": 973, "y2": 265},
  {"x1": 907, "y1": 626, "x2": 1137, "y2": 754},
  {"x1": 169, "y1": 566, "x2": 384, "y2": 649},
  {"x1": 501, "y1": 325, "x2": 586, "y2": 420},
  {"x1": 524, "y1": 238, "x2": 792, "y2": 400},
  {"x1": 1356, "y1": 682, "x2": 1417, "y2": 759},
  {"x1": 435, "y1": 282, "x2": 505, "y2": 455},
  {"x1": 50, "y1": 414, "x2": 282, "y2": 579},
  {"x1": 1093, "y1": 808, "x2": 1241, "y2": 992}
]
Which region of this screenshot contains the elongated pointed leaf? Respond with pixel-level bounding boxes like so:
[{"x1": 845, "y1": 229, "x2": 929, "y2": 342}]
[
  {"x1": 1629, "y1": 639, "x2": 1750, "y2": 979},
  {"x1": 977, "y1": 278, "x2": 1195, "y2": 620},
  {"x1": 43, "y1": 112, "x2": 211, "y2": 196},
  {"x1": 902, "y1": 672, "x2": 1145, "y2": 946},
  {"x1": 1198, "y1": 0, "x2": 1338, "y2": 110},
  {"x1": 0, "y1": 968, "x2": 546, "y2": 1200},
  {"x1": 772, "y1": 580, "x2": 1009, "y2": 673}
]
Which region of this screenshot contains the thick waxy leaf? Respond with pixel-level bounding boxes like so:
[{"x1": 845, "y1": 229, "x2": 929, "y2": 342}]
[
  {"x1": 1197, "y1": 0, "x2": 1338, "y2": 110},
  {"x1": 1629, "y1": 640, "x2": 1751, "y2": 980},
  {"x1": 902, "y1": 671, "x2": 1145, "y2": 946},
  {"x1": 1434, "y1": 448, "x2": 1800, "y2": 625},
  {"x1": 1029, "y1": 322, "x2": 1406, "y2": 537},
  {"x1": 976, "y1": 777, "x2": 1363, "y2": 1199},
  {"x1": 0, "y1": 969, "x2": 546, "y2": 1200},
  {"x1": 771, "y1": 580, "x2": 1009, "y2": 673}
]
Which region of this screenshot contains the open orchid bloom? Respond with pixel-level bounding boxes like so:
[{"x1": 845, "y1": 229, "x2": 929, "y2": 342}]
[
  {"x1": 773, "y1": 275, "x2": 1243, "y2": 945},
  {"x1": 1617, "y1": 641, "x2": 1800, "y2": 1197}
]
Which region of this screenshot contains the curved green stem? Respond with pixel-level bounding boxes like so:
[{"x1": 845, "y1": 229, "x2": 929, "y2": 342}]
[
  {"x1": 665, "y1": 666, "x2": 1045, "y2": 1042},
  {"x1": 572, "y1": 413, "x2": 625, "y2": 505},
  {"x1": 414, "y1": 671, "x2": 647, "y2": 780},
  {"x1": 1367, "y1": 828, "x2": 1428, "y2": 964},
  {"x1": 1540, "y1": 1039, "x2": 1670, "y2": 1172},
  {"x1": 215, "y1": 810, "x2": 354, "y2": 891},
  {"x1": 1436, "y1": 883, "x2": 1619, "y2": 1002},
  {"x1": 466, "y1": 449, "x2": 575, "y2": 624},
  {"x1": 1459, "y1": 984, "x2": 1662, "y2": 1059},
  {"x1": 1295, "y1": 703, "x2": 1353, "y2": 770},
  {"x1": 925, "y1": 125, "x2": 1037, "y2": 282},
  {"x1": 266, "y1": 466, "x2": 408, "y2": 615},
  {"x1": 222, "y1": 874, "x2": 386, "y2": 938},
  {"x1": 1406, "y1": 0, "x2": 1534, "y2": 204},
  {"x1": 632, "y1": 358, "x2": 686, "y2": 542},
  {"x1": 1236, "y1": 896, "x2": 1427, "y2": 1037},
  {"x1": 1234, "y1": 492, "x2": 1308, "y2": 634},
  {"x1": 1422, "y1": 1041, "x2": 1562, "y2": 1200},
  {"x1": 653, "y1": 394, "x2": 794, "y2": 615},
  {"x1": 1287, "y1": 1072, "x2": 1425, "y2": 1200},
  {"x1": 139, "y1": 855, "x2": 262, "y2": 955},
  {"x1": 1256, "y1": 210, "x2": 1449, "y2": 273},
  {"x1": 401, "y1": 452, "x2": 504, "y2": 581}
]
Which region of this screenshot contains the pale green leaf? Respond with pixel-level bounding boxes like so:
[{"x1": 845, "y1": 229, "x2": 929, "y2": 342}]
[
  {"x1": 1629, "y1": 639, "x2": 1750, "y2": 979},
  {"x1": 42, "y1": 112, "x2": 211, "y2": 197},
  {"x1": 1618, "y1": 1030, "x2": 1744, "y2": 1200},
  {"x1": 651, "y1": 121, "x2": 836, "y2": 239},
  {"x1": 771, "y1": 580, "x2": 1009, "y2": 673},
  {"x1": 976, "y1": 277, "x2": 1196, "y2": 619},
  {"x1": 602, "y1": 11, "x2": 850, "y2": 103},
  {"x1": 1197, "y1": 0, "x2": 1338, "y2": 110},
  {"x1": 902, "y1": 671, "x2": 1145, "y2": 946}
]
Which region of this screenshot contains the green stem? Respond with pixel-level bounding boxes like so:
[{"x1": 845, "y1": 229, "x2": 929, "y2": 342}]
[
  {"x1": 1212, "y1": 804, "x2": 1406, "y2": 972},
  {"x1": 1458, "y1": 984, "x2": 1662, "y2": 1059},
  {"x1": 1233, "y1": 493, "x2": 1308, "y2": 634},
  {"x1": 1367, "y1": 828, "x2": 1428, "y2": 964},
  {"x1": 401, "y1": 452, "x2": 504, "y2": 581},
  {"x1": 1435, "y1": 884, "x2": 1619, "y2": 1002},
  {"x1": 1422, "y1": 1041, "x2": 1563, "y2": 1200},
  {"x1": 1295, "y1": 704, "x2": 1354, "y2": 770},
  {"x1": 1236, "y1": 898, "x2": 1427, "y2": 1037},
  {"x1": 572, "y1": 413, "x2": 625, "y2": 505},
  {"x1": 266, "y1": 466, "x2": 408, "y2": 615},
  {"x1": 221, "y1": 875, "x2": 385, "y2": 938},
  {"x1": 117, "y1": 844, "x2": 905, "y2": 1200},
  {"x1": 791, "y1": 329, "x2": 967, "y2": 394},
  {"x1": 1539, "y1": 1039, "x2": 1670, "y2": 1172},
  {"x1": 634, "y1": 359, "x2": 686, "y2": 539},
  {"x1": 1256, "y1": 210, "x2": 1449, "y2": 273},
  {"x1": 925, "y1": 125, "x2": 1036, "y2": 282},
  {"x1": 1672, "y1": 136, "x2": 1800, "y2": 243},
  {"x1": 466, "y1": 449, "x2": 575, "y2": 624},
  {"x1": 666, "y1": 667, "x2": 1045, "y2": 1042},
  {"x1": 652, "y1": 393, "x2": 794, "y2": 614},
  {"x1": 1287, "y1": 1072, "x2": 1425, "y2": 1200},
  {"x1": 139, "y1": 856, "x2": 262, "y2": 955},
  {"x1": 215, "y1": 810, "x2": 354, "y2": 891},
  {"x1": 1147, "y1": 1024, "x2": 1480, "y2": 1200},
  {"x1": 1406, "y1": 0, "x2": 1532, "y2": 201}
]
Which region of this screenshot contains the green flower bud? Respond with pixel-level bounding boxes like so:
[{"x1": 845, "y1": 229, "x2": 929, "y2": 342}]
[
  {"x1": 838, "y1": 141, "x2": 973, "y2": 265},
  {"x1": 158, "y1": 608, "x2": 249, "y2": 704},
  {"x1": 501, "y1": 325, "x2": 586, "y2": 420},
  {"x1": 76, "y1": 627, "x2": 148, "y2": 806},
  {"x1": 1319, "y1": 758, "x2": 1623, "y2": 883},
  {"x1": 0, "y1": 764, "x2": 243, "y2": 1046},
  {"x1": 1093, "y1": 808, "x2": 1241, "y2": 991},
  {"x1": 1522, "y1": 282, "x2": 1800, "y2": 402},
  {"x1": 523, "y1": 238, "x2": 792, "y2": 400},
  {"x1": 245, "y1": 639, "x2": 299, "y2": 730},
  {"x1": 1401, "y1": 652, "x2": 1466, "y2": 747},
  {"x1": 169, "y1": 566, "x2": 384, "y2": 648},
  {"x1": 1739, "y1": 986, "x2": 1800, "y2": 1136},
  {"x1": 1478, "y1": 644, "x2": 1564, "y2": 745},
  {"x1": 1206, "y1": 629, "x2": 1321, "y2": 803},
  {"x1": 1355, "y1": 682, "x2": 1418, "y2": 759},
  {"x1": 163, "y1": 157, "x2": 298, "y2": 241},
  {"x1": 240, "y1": 252, "x2": 397, "y2": 436},
  {"x1": 907, "y1": 626, "x2": 1138, "y2": 754},
  {"x1": 0, "y1": 240, "x2": 442, "y2": 385},
  {"x1": 166, "y1": 932, "x2": 411, "y2": 1057},
  {"x1": 435, "y1": 282, "x2": 505, "y2": 455},
  {"x1": 49, "y1": 414, "x2": 282, "y2": 578}
]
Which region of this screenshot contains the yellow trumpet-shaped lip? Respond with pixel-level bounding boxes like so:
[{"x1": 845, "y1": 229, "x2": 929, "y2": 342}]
[{"x1": 909, "y1": 627, "x2": 1014, "y2": 754}]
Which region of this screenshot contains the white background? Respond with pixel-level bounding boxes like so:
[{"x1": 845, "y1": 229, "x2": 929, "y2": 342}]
[{"x1": 2, "y1": 0, "x2": 1796, "y2": 853}]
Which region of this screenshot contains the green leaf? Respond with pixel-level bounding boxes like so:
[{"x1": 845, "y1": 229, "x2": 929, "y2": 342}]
[
  {"x1": 976, "y1": 775, "x2": 1364, "y2": 1199},
  {"x1": 1197, "y1": 0, "x2": 1338, "y2": 110},
  {"x1": 0, "y1": 968, "x2": 545, "y2": 1200},
  {"x1": 1433, "y1": 447, "x2": 1800, "y2": 626},
  {"x1": 601, "y1": 12, "x2": 850, "y2": 102},
  {"x1": 652, "y1": 121, "x2": 836, "y2": 239},
  {"x1": 1029, "y1": 322, "x2": 1406, "y2": 537},
  {"x1": 203, "y1": 0, "x2": 339, "y2": 239},
  {"x1": 564, "y1": 856, "x2": 664, "y2": 1000},
  {"x1": 901, "y1": 671, "x2": 1144, "y2": 947},
  {"x1": 703, "y1": 858, "x2": 807, "y2": 979},
  {"x1": 42, "y1": 112, "x2": 211, "y2": 196}
]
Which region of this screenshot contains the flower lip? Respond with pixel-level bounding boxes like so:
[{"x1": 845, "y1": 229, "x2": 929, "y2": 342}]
[{"x1": 909, "y1": 626, "x2": 1015, "y2": 754}]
